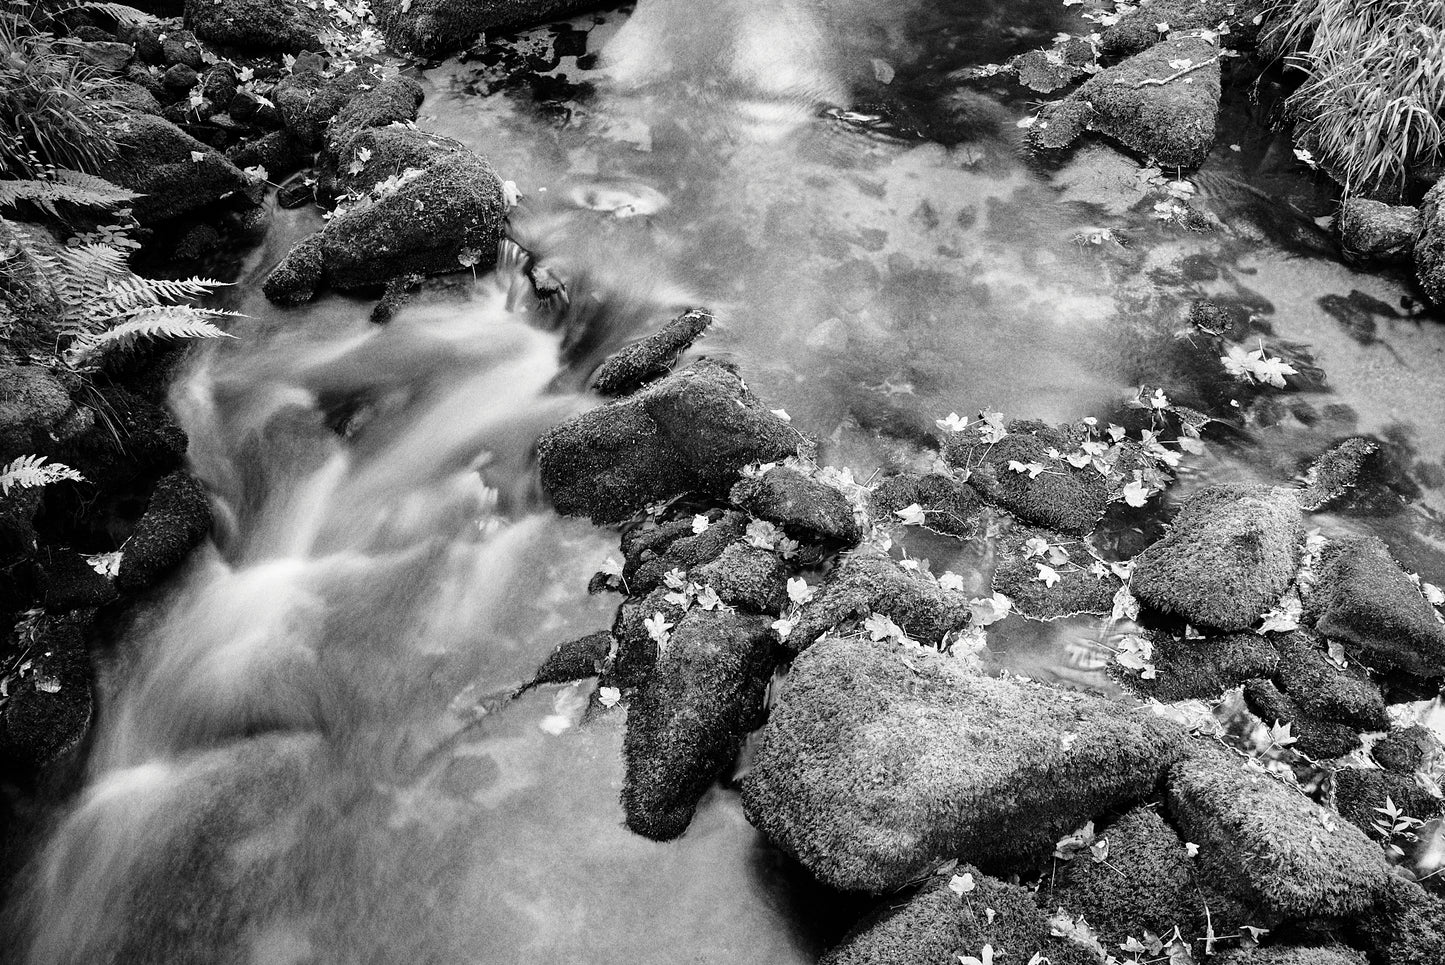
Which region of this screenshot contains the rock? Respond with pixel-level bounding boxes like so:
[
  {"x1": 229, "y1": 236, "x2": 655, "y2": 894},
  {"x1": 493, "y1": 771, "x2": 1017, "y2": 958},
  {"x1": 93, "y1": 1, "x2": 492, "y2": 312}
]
[
  {"x1": 1165, "y1": 744, "x2": 1392, "y2": 919},
  {"x1": 1338, "y1": 198, "x2": 1420, "y2": 266},
  {"x1": 1027, "y1": 98, "x2": 1095, "y2": 152},
  {"x1": 1417, "y1": 177, "x2": 1445, "y2": 306},
  {"x1": 1308, "y1": 536, "x2": 1445, "y2": 677},
  {"x1": 198, "y1": 64, "x2": 237, "y2": 109},
  {"x1": 1242, "y1": 677, "x2": 1367, "y2": 759},
  {"x1": 1099, "y1": 0, "x2": 1234, "y2": 56},
  {"x1": 225, "y1": 130, "x2": 306, "y2": 176},
  {"x1": 1012, "y1": 42, "x2": 1094, "y2": 94},
  {"x1": 1352, "y1": 875, "x2": 1445, "y2": 965},
  {"x1": 0, "y1": 364, "x2": 80, "y2": 463},
  {"x1": 993, "y1": 526, "x2": 1121, "y2": 621},
  {"x1": 274, "y1": 65, "x2": 381, "y2": 150},
  {"x1": 537, "y1": 360, "x2": 804, "y2": 524},
  {"x1": 1374, "y1": 725, "x2": 1443, "y2": 775},
  {"x1": 36, "y1": 550, "x2": 118, "y2": 611},
  {"x1": 1121, "y1": 631, "x2": 1279, "y2": 702},
  {"x1": 319, "y1": 124, "x2": 463, "y2": 198},
  {"x1": 1298, "y1": 438, "x2": 1380, "y2": 511},
  {"x1": 58, "y1": 383, "x2": 187, "y2": 487},
  {"x1": 741, "y1": 636, "x2": 1187, "y2": 892},
  {"x1": 114, "y1": 470, "x2": 212, "y2": 592},
  {"x1": 945, "y1": 420, "x2": 1111, "y2": 536},
  {"x1": 263, "y1": 150, "x2": 506, "y2": 301},
  {"x1": 0, "y1": 615, "x2": 93, "y2": 770},
  {"x1": 112, "y1": 79, "x2": 164, "y2": 116},
  {"x1": 323, "y1": 75, "x2": 425, "y2": 159},
  {"x1": 0, "y1": 487, "x2": 42, "y2": 563},
  {"x1": 1333, "y1": 768, "x2": 1442, "y2": 838},
  {"x1": 608, "y1": 588, "x2": 688, "y2": 688},
  {"x1": 160, "y1": 27, "x2": 203, "y2": 68},
  {"x1": 161, "y1": 61, "x2": 199, "y2": 91},
  {"x1": 77, "y1": 39, "x2": 133, "y2": 74},
  {"x1": 619, "y1": 509, "x2": 750, "y2": 594},
  {"x1": 868, "y1": 472, "x2": 982, "y2": 540},
  {"x1": 1074, "y1": 38, "x2": 1222, "y2": 167},
  {"x1": 689, "y1": 542, "x2": 789, "y2": 613},
  {"x1": 525, "y1": 630, "x2": 611, "y2": 689},
  {"x1": 1045, "y1": 806, "x2": 1246, "y2": 948},
  {"x1": 1271, "y1": 630, "x2": 1389, "y2": 731},
  {"x1": 184, "y1": 0, "x2": 326, "y2": 53},
  {"x1": 729, "y1": 466, "x2": 861, "y2": 545},
  {"x1": 1214, "y1": 945, "x2": 1367, "y2": 965},
  {"x1": 786, "y1": 546, "x2": 970, "y2": 650},
  {"x1": 821, "y1": 869, "x2": 1095, "y2": 965},
  {"x1": 374, "y1": 0, "x2": 603, "y2": 57},
  {"x1": 591, "y1": 308, "x2": 714, "y2": 396},
  {"x1": 1130, "y1": 484, "x2": 1303, "y2": 632},
  {"x1": 99, "y1": 114, "x2": 261, "y2": 223},
  {"x1": 621, "y1": 609, "x2": 774, "y2": 839}
]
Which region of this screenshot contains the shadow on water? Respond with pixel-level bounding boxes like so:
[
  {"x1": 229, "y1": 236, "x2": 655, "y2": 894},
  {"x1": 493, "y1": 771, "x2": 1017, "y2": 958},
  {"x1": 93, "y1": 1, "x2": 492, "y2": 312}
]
[{"x1": 10, "y1": 0, "x2": 1445, "y2": 961}]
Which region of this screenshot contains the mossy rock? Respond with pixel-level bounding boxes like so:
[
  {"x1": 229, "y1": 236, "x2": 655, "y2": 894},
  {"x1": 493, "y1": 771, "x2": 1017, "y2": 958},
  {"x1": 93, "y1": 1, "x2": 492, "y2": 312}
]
[
  {"x1": 1119, "y1": 630, "x2": 1279, "y2": 702},
  {"x1": 1351, "y1": 875, "x2": 1445, "y2": 965},
  {"x1": 524, "y1": 630, "x2": 612, "y2": 690},
  {"x1": 868, "y1": 472, "x2": 982, "y2": 539},
  {"x1": 992, "y1": 525, "x2": 1120, "y2": 621},
  {"x1": 1333, "y1": 768, "x2": 1443, "y2": 838},
  {"x1": 100, "y1": 114, "x2": 262, "y2": 223},
  {"x1": 729, "y1": 465, "x2": 861, "y2": 545},
  {"x1": 591, "y1": 308, "x2": 714, "y2": 397},
  {"x1": 1373, "y1": 725, "x2": 1443, "y2": 775},
  {"x1": 185, "y1": 0, "x2": 326, "y2": 52},
  {"x1": 373, "y1": 0, "x2": 603, "y2": 57},
  {"x1": 690, "y1": 542, "x2": 789, "y2": 613},
  {"x1": 786, "y1": 546, "x2": 970, "y2": 650},
  {"x1": 1130, "y1": 484, "x2": 1303, "y2": 632},
  {"x1": 741, "y1": 636, "x2": 1187, "y2": 892},
  {"x1": 619, "y1": 509, "x2": 750, "y2": 594},
  {"x1": 1415, "y1": 176, "x2": 1445, "y2": 307},
  {"x1": 115, "y1": 470, "x2": 213, "y2": 592},
  {"x1": 0, "y1": 614, "x2": 93, "y2": 770},
  {"x1": 1098, "y1": 0, "x2": 1234, "y2": 56},
  {"x1": 1213, "y1": 944, "x2": 1367, "y2": 965},
  {"x1": 1297, "y1": 437, "x2": 1380, "y2": 511},
  {"x1": 1338, "y1": 198, "x2": 1421, "y2": 267}
]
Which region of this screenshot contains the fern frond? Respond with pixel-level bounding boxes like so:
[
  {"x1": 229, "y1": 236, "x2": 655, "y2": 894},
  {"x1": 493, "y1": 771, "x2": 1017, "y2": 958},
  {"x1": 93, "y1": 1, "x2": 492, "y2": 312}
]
[
  {"x1": 103, "y1": 274, "x2": 227, "y2": 311},
  {"x1": 0, "y1": 175, "x2": 137, "y2": 216},
  {"x1": 65, "y1": 305, "x2": 239, "y2": 365},
  {"x1": 1, "y1": 217, "x2": 66, "y2": 302},
  {"x1": 0, "y1": 455, "x2": 86, "y2": 497}
]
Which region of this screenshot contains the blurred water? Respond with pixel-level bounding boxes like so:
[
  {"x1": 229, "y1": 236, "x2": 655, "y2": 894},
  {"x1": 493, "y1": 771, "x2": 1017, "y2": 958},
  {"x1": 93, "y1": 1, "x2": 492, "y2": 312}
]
[{"x1": 12, "y1": 0, "x2": 1445, "y2": 961}]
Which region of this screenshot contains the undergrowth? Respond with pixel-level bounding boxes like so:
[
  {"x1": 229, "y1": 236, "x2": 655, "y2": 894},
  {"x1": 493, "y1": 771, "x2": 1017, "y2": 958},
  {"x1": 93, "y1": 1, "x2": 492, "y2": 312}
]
[{"x1": 1265, "y1": 0, "x2": 1445, "y2": 198}]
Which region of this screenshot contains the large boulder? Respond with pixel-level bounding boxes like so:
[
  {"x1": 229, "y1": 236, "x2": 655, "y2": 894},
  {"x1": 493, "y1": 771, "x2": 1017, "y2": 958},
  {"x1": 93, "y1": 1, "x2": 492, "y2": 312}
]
[
  {"x1": 274, "y1": 64, "x2": 383, "y2": 149},
  {"x1": 785, "y1": 546, "x2": 970, "y2": 650},
  {"x1": 821, "y1": 868, "x2": 1095, "y2": 965},
  {"x1": 1307, "y1": 536, "x2": 1445, "y2": 678},
  {"x1": 319, "y1": 124, "x2": 464, "y2": 200},
  {"x1": 114, "y1": 470, "x2": 213, "y2": 592},
  {"x1": 1130, "y1": 484, "x2": 1303, "y2": 632},
  {"x1": 1074, "y1": 37, "x2": 1222, "y2": 167},
  {"x1": 99, "y1": 114, "x2": 262, "y2": 223},
  {"x1": 262, "y1": 150, "x2": 507, "y2": 303},
  {"x1": 0, "y1": 364, "x2": 82, "y2": 463},
  {"x1": 621, "y1": 609, "x2": 774, "y2": 840},
  {"x1": 374, "y1": 0, "x2": 603, "y2": 57},
  {"x1": 537, "y1": 360, "x2": 804, "y2": 524},
  {"x1": 741, "y1": 636, "x2": 1187, "y2": 892},
  {"x1": 1351, "y1": 875, "x2": 1445, "y2": 965},
  {"x1": 591, "y1": 308, "x2": 714, "y2": 396},
  {"x1": 1165, "y1": 744, "x2": 1392, "y2": 920},
  {"x1": 1415, "y1": 176, "x2": 1445, "y2": 307},
  {"x1": 729, "y1": 466, "x2": 861, "y2": 545},
  {"x1": 1338, "y1": 198, "x2": 1420, "y2": 266},
  {"x1": 184, "y1": 0, "x2": 326, "y2": 52},
  {"x1": 1333, "y1": 767, "x2": 1442, "y2": 839}
]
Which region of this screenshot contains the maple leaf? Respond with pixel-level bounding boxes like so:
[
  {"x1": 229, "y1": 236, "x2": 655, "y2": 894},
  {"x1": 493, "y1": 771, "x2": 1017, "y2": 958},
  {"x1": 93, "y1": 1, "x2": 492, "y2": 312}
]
[
  {"x1": 770, "y1": 408, "x2": 792, "y2": 422},
  {"x1": 935, "y1": 412, "x2": 968, "y2": 433},
  {"x1": 968, "y1": 592, "x2": 1013, "y2": 625},
  {"x1": 1023, "y1": 536, "x2": 1050, "y2": 558},
  {"x1": 938, "y1": 571, "x2": 966, "y2": 592},
  {"x1": 948, "y1": 872, "x2": 976, "y2": 896},
  {"x1": 771, "y1": 616, "x2": 795, "y2": 640},
  {"x1": 977, "y1": 410, "x2": 1007, "y2": 443},
  {"x1": 644, "y1": 612, "x2": 673, "y2": 645},
  {"x1": 864, "y1": 612, "x2": 906, "y2": 643},
  {"x1": 1249, "y1": 352, "x2": 1298, "y2": 388},
  {"x1": 895, "y1": 503, "x2": 927, "y2": 526},
  {"x1": 597, "y1": 686, "x2": 621, "y2": 707},
  {"x1": 1008, "y1": 460, "x2": 1048, "y2": 479},
  {"x1": 694, "y1": 585, "x2": 723, "y2": 610},
  {"x1": 787, "y1": 577, "x2": 814, "y2": 606},
  {"x1": 1122, "y1": 479, "x2": 1151, "y2": 507},
  {"x1": 691, "y1": 514, "x2": 710, "y2": 535},
  {"x1": 1267, "y1": 718, "x2": 1298, "y2": 748},
  {"x1": 1035, "y1": 563, "x2": 1061, "y2": 588},
  {"x1": 958, "y1": 945, "x2": 994, "y2": 965},
  {"x1": 746, "y1": 518, "x2": 779, "y2": 549}
]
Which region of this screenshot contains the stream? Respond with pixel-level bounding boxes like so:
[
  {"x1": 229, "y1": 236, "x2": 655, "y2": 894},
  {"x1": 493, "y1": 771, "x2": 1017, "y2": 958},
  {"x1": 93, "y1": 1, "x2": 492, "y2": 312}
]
[{"x1": 10, "y1": 0, "x2": 1445, "y2": 962}]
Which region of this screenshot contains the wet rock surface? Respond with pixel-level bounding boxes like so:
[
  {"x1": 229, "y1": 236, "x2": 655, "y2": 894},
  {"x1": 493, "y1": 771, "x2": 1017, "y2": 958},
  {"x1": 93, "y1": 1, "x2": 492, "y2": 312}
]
[
  {"x1": 1338, "y1": 198, "x2": 1421, "y2": 266},
  {"x1": 591, "y1": 308, "x2": 713, "y2": 396},
  {"x1": 100, "y1": 114, "x2": 262, "y2": 224},
  {"x1": 114, "y1": 470, "x2": 213, "y2": 592},
  {"x1": 729, "y1": 466, "x2": 861, "y2": 545},
  {"x1": 1415, "y1": 176, "x2": 1445, "y2": 306},
  {"x1": 742, "y1": 636, "x2": 1186, "y2": 892},
  {"x1": 867, "y1": 472, "x2": 981, "y2": 539},
  {"x1": 944, "y1": 421, "x2": 1110, "y2": 536},
  {"x1": 785, "y1": 546, "x2": 970, "y2": 650}
]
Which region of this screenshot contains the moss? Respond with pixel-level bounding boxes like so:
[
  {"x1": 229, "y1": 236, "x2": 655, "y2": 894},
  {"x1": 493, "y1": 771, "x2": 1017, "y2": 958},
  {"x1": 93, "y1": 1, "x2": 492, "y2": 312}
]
[
  {"x1": 374, "y1": 0, "x2": 602, "y2": 57},
  {"x1": 741, "y1": 636, "x2": 1187, "y2": 892},
  {"x1": 1418, "y1": 178, "x2": 1445, "y2": 307},
  {"x1": 100, "y1": 114, "x2": 260, "y2": 223},
  {"x1": 690, "y1": 542, "x2": 789, "y2": 613},
  {"x1": 1165, "y1": 743, "x2": 1391, "y2": 920},
  {"x1": 1099, "y1": 0, "x2": 1235, "y2": 56},
  {"x1": 1213, "y1": 944, "x2": 1367, "y2": 965},
  {"x1": 0, "y1": 614, "x2": 93, "y2": 770},
  {"x1": 821, "y1": 869, "x2": 1095, "y2": 965},
  {"x1": 537, "y1": 360, "x2": 804, "y2": 524},
  {"x1": 591, "y1": 308, "x2": 714, "y2": 396},
  {"x1": 322, "y1": 124, "x2": 463, "y2": 199},
  {"x1": 992, "y1": 526, "x2": 1120, "y2": 620},
  {"x1": 1298, "y1": 438, "x2": 1380, "y2": 511},
  {"x1": 606, "y1": 587, "x2": 687, "y2": 689},
  {"x1": 729, "y1": 466, "x2": 861, "y2": 545},
  {"x1": 1045, "y1": 806, "x2": 1248, "y2": 949},
  {"x1": 622, "y1": 609, "x2": 774, "y2": 839},
  {"x1": 185, "y1": 0, "x2": 326, "y2": 53},
  {"x1": 1130, "y1": 484, "x2": 1303, "y2": 632},
  {"x1": 524, "y1": 630, "x2": 612, "y2": 690},
  {"x1": 868, "y1": 472, "x2": 982, "y2": 540},
  {"x1": 1075, "y1": 37, "x2": 1222, "y2": 168},
  {"x1": 36, "y1": 549, "x2": 117, "y2": 611},
  {"x1": 324, "y1": 76, "x2": 425, "y2": 156},
  {"x1": 1351, "y1": 875, "x2": 1445, "y2": 965},
  {"x1": 1027, "y1": 98, "x2": 1096, "y2": 152},
  {"x1": 261, "y1": 233, "x2": 324, "y2": 305},
  {"x1": 0, "y1": 364, "x2": 77, "y2": 462},
  {"x1": 1337, "y1": 199, "x2": 1421, "y2": 266},
  {"x1": 114, "y1": 470, "x2": 212, "y2": 592},
  {"x1": 1242, "y1": 677, "x2": 1365, "y2": 759},
  {"x1": 1374, "y1": 725, "x2": 1443, "y2": 775},
  {"x1": 1271, "y1": 630, "x2": 1388, "y2": 729},
  {"x1": 1121, "y1": 631, "x2": 1279, "y2": 702},
  {"x1": 1308, "y1": 536, "x2": 1445, "y2": 677},
  {"x1": 787, "y1": 546, "x2": 971, "y2": 650},
  {"x1": 274, "y1": 64, "x2": 380, "y2": 149},
  {"x1": 1333, "y1": 768, "x2": 1443, "y2": 838},
  {"x1": 620, "y1": 509, "x2": 750, "y2": 593},
  {"x1": 944, "y1": 421, "x2": 1110, "y2": 536}
]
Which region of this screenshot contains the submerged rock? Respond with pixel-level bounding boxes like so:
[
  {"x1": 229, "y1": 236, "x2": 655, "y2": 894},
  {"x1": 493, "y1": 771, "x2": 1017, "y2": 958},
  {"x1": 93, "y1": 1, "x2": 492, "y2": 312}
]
[
  {"x1": 100, "y1": 115, "x2": 261, "y2": 223},
  {"x1": 944, "y1": 421, "x2": 1110, "y2": 536},
  {"x1": 1308, "y1": 536, "x2": 1445, "y2": 678},
  {"x1": 1414, "y1": 176, "x2": 1445, "y2": 307},
  {"x1": 741, "y1": 636, "x2": 1186, "y2": 892},
  {"x1": 621, "y1": 609, "x2": 774, "y2": 840},
  {"x1": 1297, "y1": 438, "x2": 1380, "y2": 511},
  {"x1": 184, "y1": 0, "x2": 325, "y2": 52},
  {"x1": 1165, "y1": 744, "x2": 1391, "y2": 919},
  {"x1": 1338, "y1": 198, "x2": 1420, "y2": 266},
  {"x1": 993, "y1": 527, "x2": 1120, "y2": 621},
  {"x1": 1075, "y1": 38, "x2": 1221, "y2": 167},
  {"x1": 1130, "y1": 484, "x2": 1303, "y2": 632},
  {"x1": 821, "y1": 868, "x2": 1094, "y2": 965},
  {"x1": 114, "y1": 470, "x2": 213, "y2": 592},
  {"x1": 591, "y1": 308, "x2": 714, "y2": 396},
  {"x1": 1352, "y1": 876, "x2": 1445, "y2": 965},
  {"x1": 538, "y1": 360, "x2": 804, "y2": 524},
  {"x1": 785, "y1": 546, "x2": 970, "y2": 650},
  {"x1": 867, "y1": 472, "x2": 982, "y2": 539},
  {"x1": 729, "y1": 466, "x2": 861, "y2": 545}
]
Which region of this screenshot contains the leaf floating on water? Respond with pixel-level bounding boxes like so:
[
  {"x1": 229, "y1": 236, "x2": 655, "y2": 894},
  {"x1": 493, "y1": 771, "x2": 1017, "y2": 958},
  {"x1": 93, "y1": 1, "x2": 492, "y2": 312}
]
[{"x1": 870, "y1": 58, "x2": 895, "y2": 84}]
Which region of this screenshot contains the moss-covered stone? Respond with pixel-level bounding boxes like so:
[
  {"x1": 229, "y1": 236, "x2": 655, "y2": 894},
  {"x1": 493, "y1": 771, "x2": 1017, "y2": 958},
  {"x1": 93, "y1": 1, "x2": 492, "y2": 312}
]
[
  {"x1": 622, "y1": 609, "x2": 774, "y2": 840},
  {"x1": 1130, "y1": 484, "x2": 1303, "y2": 632},
  {"x1": 114, "y1": 470, "x2": 212, "y2": 592},
  {"x1": 690, "y1": 542, "x2": 789, "y2": 613},
  {"x1": 944, "y1": 421, "x2": 1110, "y2": 536},
  {"x1": 619, "y1": 509, "x2": 750, "y2": 594},
  {"x1": 1213, "y1": 944, "x2": 1367, "y2": 965},
  {"x1": 1297, "y1": 438, "x2": 1380, "y2": 511},
  {"x1": 729, "y1": 466, "x2": 861, "y2": 545},
  {"x1": 1242, "y1": 677, "x2": 1366, "y2": 759},
  {"x1": 1333, "y1": 767, "x2": 1442, "y2": 838},
  {"x1": 607, "y1": 587, "x2": 687, "y2": 689},
  {"x1": 1099, "y1": 0, "x2": 1234, "y2": 56},
  {"x1": 868, "y1": 472, "x2": 982, "y2": 540},
  {"x1": 1374, "y1": 725, "x2": 1443, "y2": 775},
  {"x1": 1338, "y1": 198, "x2": 1421, "y2": 266},
  {"x1": 1308, "y1": 536, "x2": 1445, "y2": 677},
  {"x1": 1122, "y1": 631, "x2": 1279, "y2": 702},
  {"x1": 821, "y1": 868, "x2": 1095, "y2": 965},
  {"x1": 0, "y1": 364, "x2": 80, "y2": 463},
  {"x1": 260, "y1": 233, "x2": 324, "y2": 305},
  {"x1": 591, "y1": 308, "x2": 714, "y2": 396},
  {"x1": 1075, "y1": 37, "x2": 1221, "y2": 167},
  {"x1": 321, "y1": 123, "x2": 463, "y2": 199},
  {"x1": 99, "y1": 114, "x2": 261, "y2": 223},
  {"x1": 786, "y1": 546, "x2": 970, "y2": 650},
  {"x1": 274, "y1": 64, "x2": 380, "y2": 149},
  {"x1": 1352, "y1": 875, "x2": 1445, "y2": 965},
  {"x1": 1414, "y1": 176, "x2": 1445, "y2": 307},
  {"x1": 1165, "y1": 743, "x2": 1392, "y2": 920},
  {"x1": 185, "y1": 0, "x2": 326, "y2": 53},
  {"x1": 0, "y1": 614, "x2": 93, "y2": 770},
  {"x1": 537, "y1": 360, "x2": 804, "y2": 524},
  {"x1": 524, "y1": 630, "x2": 612, "y2": 690},
  {"x1": 373, "y1": 0, "x2": 602, "y2": 57},
  {"x1": 36, "y1": 549, "x2": 117, "y2": 611},
  {"x1": 741, "y1": 636, "x2": 1187, "y2": 892},
  {"x1": 1272, "y1": 630, "x2": 1389, "y2": 729},
  {"x1": 992, "y1": 526, "x2": 1120, "y2": 620}
]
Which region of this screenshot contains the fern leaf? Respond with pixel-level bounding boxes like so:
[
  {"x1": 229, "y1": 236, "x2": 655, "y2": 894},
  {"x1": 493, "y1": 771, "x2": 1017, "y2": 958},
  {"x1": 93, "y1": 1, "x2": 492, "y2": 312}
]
[
  {"x1": 0, "y1": 455, "x2": 86, "y2": 497},
  {"x1": 0, "y1": 176, "x2": 137, "y2": 212},
  {"x1": 65, "y1": 305, "x2": 239, "y2": 364},
  {"x1": 103, "y1": 274, "x2": 226, "y2": 310}
]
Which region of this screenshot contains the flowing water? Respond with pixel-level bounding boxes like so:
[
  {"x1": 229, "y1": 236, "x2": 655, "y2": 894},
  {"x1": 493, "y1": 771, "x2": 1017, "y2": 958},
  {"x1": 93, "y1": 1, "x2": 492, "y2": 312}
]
[{"x1": 11, "y1": 0, "x2": 1445, "y2": 961}]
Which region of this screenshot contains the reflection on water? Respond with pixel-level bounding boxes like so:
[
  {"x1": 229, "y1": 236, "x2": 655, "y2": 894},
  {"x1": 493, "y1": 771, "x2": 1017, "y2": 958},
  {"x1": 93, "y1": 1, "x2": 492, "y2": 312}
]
[{"x1": 12, "y1": 0, "x2": 1445, "y2": 961}]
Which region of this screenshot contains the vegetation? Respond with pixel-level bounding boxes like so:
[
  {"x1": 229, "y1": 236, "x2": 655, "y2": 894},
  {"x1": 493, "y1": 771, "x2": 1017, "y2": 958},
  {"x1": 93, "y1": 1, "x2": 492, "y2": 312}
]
[{"x1": 1266, "y1": 0, "x2": 1445, "y2": 198}]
